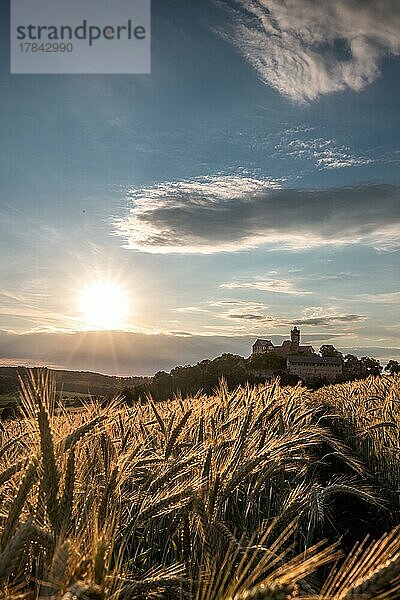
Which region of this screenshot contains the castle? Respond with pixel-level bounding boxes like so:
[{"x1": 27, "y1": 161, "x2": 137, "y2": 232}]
[
  {"x1": 252, "y1": 326, "x2": 314, "y2": 356},
  {"x1": 252, "y1": 327, "x2": 342, "y2": 383}
]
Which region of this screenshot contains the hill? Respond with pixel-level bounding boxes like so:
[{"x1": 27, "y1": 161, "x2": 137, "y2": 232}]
[{"x1": 0, "y1": 366, "x2": 146, "y2": 398}]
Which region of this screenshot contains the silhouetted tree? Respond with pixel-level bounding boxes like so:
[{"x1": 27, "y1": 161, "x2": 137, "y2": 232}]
[
  {"x1": 320, "y1": 345, "x2": 343, "y2": 359},
  {"x1": 360, "y1": 356, "x2": 382, "y2": 376},
  {"x1": 247, "y1": 352, "x2": 286, "y2": 371},
  {"x1": 385, "y1": 360, "x2": 400, "y2": 375},
  {"x1": 343, "y1": 354, "x2": 365, "y2": 380}
]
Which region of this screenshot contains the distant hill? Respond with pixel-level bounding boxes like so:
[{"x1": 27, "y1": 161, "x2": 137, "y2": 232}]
[{"x1": 0, "y1": 366, "x2": 147, "y2": 397}]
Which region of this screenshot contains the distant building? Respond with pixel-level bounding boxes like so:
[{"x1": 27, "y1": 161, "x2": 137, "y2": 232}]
[
  {"x1": 287, "y1": 355, "x2": 342, "y2": 383},
  {"x1": 251, "y1": 327, "x2": 343, "y2": 383},
  {"x1": 252, "y1": 327, "x2": 314, "y2": 357}
]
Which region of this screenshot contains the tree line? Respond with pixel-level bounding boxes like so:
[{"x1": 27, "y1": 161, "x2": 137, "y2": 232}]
[{"x1": 122, "y1": 345, "x2": 400, "y2": 403}]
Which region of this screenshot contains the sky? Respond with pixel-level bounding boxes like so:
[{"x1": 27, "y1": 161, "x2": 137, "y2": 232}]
[{"x1": 0, "y1": 0, "x2": 400, "y2": 376}]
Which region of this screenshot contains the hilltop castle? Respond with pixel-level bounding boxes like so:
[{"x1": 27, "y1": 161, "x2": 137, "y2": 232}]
[
  {"x1": 252, "y1": 327, "x2": 342, "y2": 383},
  {"x1": 252, "y1": 327, "x2": 314, "y2": 356}
]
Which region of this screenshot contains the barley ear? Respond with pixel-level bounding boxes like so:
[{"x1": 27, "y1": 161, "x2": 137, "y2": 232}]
[
  {"x1": 41, "y1": 539, "x2": 72, "y2": 597},
  {"x1": 37, "y1": 401, "x2": 60, "y2": 532},
  {"x1": 59, "y1": 448, "x2": 75, "y2": 534},
  {"x1": 98, "y1": 465, "x2": 118, "y2": 529},
  {"x1": 164, "y1": 409, "x2": 192, "y2": 459},
  {"x1": 0, "y1": 520, "x2": 36, "y2": 583},
  {"x1": 342, "y1": 553, "x2": 400, "y2": 599},
  {"x1": 0, "y1": 460, "x2": 37, "y2": 551},
  {"x1": 61, "y1": 581, "x2": 104, "y2": 600},
  {"x1": 233, "y1": 582, "x2": 298, "y2": 600}
]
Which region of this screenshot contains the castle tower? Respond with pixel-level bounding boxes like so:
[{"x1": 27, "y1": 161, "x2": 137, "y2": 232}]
[{"x1": 291, "y1": 326, "x2": 300, "y2": 346}]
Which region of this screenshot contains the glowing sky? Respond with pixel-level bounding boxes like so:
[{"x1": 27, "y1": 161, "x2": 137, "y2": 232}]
[{"x1": 0, "y1": 0, "x2": 400, "y2": 375}]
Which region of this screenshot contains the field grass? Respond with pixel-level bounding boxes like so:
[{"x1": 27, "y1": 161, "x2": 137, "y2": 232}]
[{"x1": 0, "y1": 370, "x2": 400, "y2": 599}]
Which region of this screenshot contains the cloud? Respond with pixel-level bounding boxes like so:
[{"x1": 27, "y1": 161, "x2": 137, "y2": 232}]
[
  {"x1": 221, "y1": 278, "x2": 310, "y2": 295},
  {"x1": 217, "y1": 302, "x2": 366, "y2": 329},
  {"x1": 0, "y1": 291, "x2": 24, "y2": 302},
  {"x1": 276, "y1": 135, "x2": 373, "y2": 169},
  {"x1": 218, "y1": 0, "x2": 400, "y2": 102},
  {"x1": 224, "y1": 311, "x2": 366, "y2": 328},
  {"x1": 357, "y1": 291, "x2": 400, "y2": 304},
  {"x1": 209, "y1": 299, "x2": 268, "y2": 309},
  {"x1": 174, "y1": 306, "x2": 210, "y2": 314},
  {"x1": 293, "y1": 314, "x2": 366, "y2": 326},
  {"x1": 113, "y1": 177, "x2": 400, "y2": 254},
  {"x1": 168, "y1": 331, "x2": 193, "y2": 337},
  {"x1": 293, "y1": 306, "x2": 367, "y2": 327},
  {"x1": 228, "y1": 313, "x2": 266, "y2": 321},
  {"x1": 341, "y1": 347, "x2": 400, "y2": 362},
  {"x1": 309, "y1": 272, "x2": 357, "y2": 281}
]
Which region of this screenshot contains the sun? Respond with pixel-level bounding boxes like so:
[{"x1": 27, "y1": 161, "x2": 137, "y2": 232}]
[{"x1": 78, "y1": 281, "x2": 130, "y2": 330}]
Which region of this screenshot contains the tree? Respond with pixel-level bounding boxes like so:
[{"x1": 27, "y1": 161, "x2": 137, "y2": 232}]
[
  {"x1": 152, "y1": 371, "x2": 174, "y2": 400},
  {"x1": 319, "y1": 344, "x2": 343, "y2": 359},
  {"x1": 360, "y1": 356, "x2": 382, "y2": 376},
  {"x1": 121, "y1": 383, "x2": 151, "y2": 405},
  {"x1": 343, "y1": 354, "x2": 365, "y2": 380},
  {"x1": 385, "y1": 360, "x2": 400, "y2": 375},
  {"x1": 206, "y1": 354, "x2": 248, "y2": 390},
  {"x1": 247, "y1": 352, "x2": 286, "y2": 371}
]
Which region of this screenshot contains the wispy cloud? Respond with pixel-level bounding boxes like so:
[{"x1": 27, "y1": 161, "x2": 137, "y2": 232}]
[
  {"x1": 174, "y1": 306, "x2": 210, "y2": 314},
  {"x1": 308, "y1": 272, "x2": 358, "y2": 281},
  {"x1": 209, "y1": 299, "x2": 268, "y2": 309},
  {"x1": 228, "y1": 313, "x2": 265, "y2": 321},
  {"x1": 276, "y1": 135, "x2": 373, "y2": 169},
  {"x1": 0, "y1": 291, "x2": 24, "y2": 302},
  {"x1": 218, "y1": 0, "x2": 400, "y2": 102},
  {"x1": 340, "y1": 347, "x2": 400, "y2": 361},
  {"x1": 215, "y1": 303, "x2": 366, "y2": 329},
  {"x1": 220, "y1": 278, "x2": 310, "y2": 295},
  {"x1": 113, "y1": 177, "x2": 400, "y2": 254},
  {"x1": 357, "y1": 291, "x2": 400, "y2": 304},
  {"x1": 224, "y1": 311, "x2": 366, "y2": 328},
  {"x1": 0, "y1": 282, "x2": 76, "y2": 333},
  {"x1": 293, "y1": 314, "x2": 366, "y2": 327}
]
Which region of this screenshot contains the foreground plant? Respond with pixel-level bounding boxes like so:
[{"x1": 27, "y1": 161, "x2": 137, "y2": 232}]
[{"x1": 0, "y1": 369, "x2": 399, "y2": 598}]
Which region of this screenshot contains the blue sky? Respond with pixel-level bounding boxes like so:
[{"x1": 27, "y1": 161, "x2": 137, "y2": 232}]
[{"x1": 1, "y1": 0, "x2": 400, "y2": 375}]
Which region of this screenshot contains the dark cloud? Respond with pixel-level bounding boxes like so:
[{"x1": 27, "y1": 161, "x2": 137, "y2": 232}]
[
  {"x1": 228, "y1": 314, "x2": 265, "y2": 321},
  {"x1": 293, "y1": 315, "x2": 366, "y2": 326},
  {"x1": 113, "y1": 178, "x2": 400, "y2": 254},
  {"x1": 225, "y1": 312, "x2": 365, "y2": 327}
]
